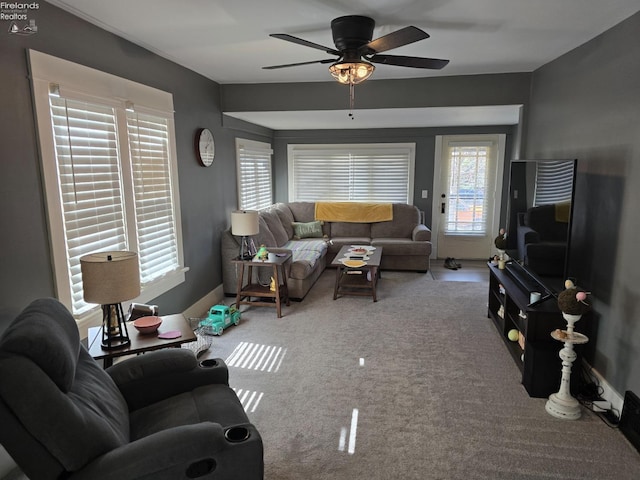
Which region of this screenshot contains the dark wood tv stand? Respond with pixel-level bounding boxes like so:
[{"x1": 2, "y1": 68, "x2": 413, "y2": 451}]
[{"x1": 487, "y1": 262, "x2": 589, "y2": 398}]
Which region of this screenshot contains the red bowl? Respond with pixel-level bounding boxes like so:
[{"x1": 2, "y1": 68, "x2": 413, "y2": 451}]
[{"x1": 132, "y1": 316, "x2": 162, "y2": 334}]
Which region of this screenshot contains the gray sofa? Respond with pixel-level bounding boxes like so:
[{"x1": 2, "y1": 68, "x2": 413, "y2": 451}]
[{"x1": 222, "y1": 202, "x2": 432, "y2": 300}]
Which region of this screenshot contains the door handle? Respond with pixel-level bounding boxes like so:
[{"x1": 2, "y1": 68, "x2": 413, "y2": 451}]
[{"x1": 441, "y1": 202, "x2": 445, "y2": 214}]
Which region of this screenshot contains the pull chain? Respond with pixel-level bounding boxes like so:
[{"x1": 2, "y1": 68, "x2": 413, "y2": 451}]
[{"x1": 348, "y1": 83, "x2": 355, "y2": 120}]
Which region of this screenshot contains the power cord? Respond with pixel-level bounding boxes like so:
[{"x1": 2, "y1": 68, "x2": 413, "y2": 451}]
[{"x1": 573, "y1": 362, "x2": 620, "y2": 428}]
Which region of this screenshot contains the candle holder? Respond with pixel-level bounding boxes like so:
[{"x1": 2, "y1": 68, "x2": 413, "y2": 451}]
[{"x1": 545, "y1": 312, "x2": 589, "y2": 420}]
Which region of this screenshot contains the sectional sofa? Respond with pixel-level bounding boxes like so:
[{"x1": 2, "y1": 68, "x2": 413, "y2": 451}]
[{"x1": 221, "y1": 202, "x2": 432, "y2": 300}]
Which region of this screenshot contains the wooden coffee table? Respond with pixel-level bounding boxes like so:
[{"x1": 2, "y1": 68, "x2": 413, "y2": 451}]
[
  {"x1": 331, "y1": 245, "x2": 382, "y2": 302},
  {"x1": 87, "y1": 314, "x2": 196, "y2": 368}
]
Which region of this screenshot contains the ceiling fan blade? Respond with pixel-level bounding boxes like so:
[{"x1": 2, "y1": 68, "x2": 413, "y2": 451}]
[
  {"x1": 361, "y1": 26, "x2": 429, "y2": 55},
  {"x1": 263, "y1": 58, "x2": 337, "y2": 70},
  {"x1": 369, "y1": 54, "x2": 449, "y2": 70},
  {"x1": 270, "y1": 33, "x2": 341, "y2": 56}
]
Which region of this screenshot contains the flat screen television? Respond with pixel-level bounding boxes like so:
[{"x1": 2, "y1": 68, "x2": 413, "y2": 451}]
[{"x1": 504, "y1": 159, "x2": 577, "y2": 298}]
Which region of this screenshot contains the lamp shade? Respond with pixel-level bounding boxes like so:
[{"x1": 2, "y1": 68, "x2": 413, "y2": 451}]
[
  {"x1": 81, "y1": 251, "x2": 140, "y2": 304},
  {"x1": 231, "y1": 210, "x2": 259, "y2": 236},
  {"x1": 329, "y1": 60, "x2": 375, "y2": 85}
]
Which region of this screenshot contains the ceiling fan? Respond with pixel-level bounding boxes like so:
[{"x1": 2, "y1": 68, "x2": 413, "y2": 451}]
[{"x1": 264, "y1": 15, "x2": 449, "y2": 85}]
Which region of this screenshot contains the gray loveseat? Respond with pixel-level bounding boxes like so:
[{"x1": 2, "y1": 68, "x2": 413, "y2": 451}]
[{"x1": 222, "y1": 202, "x2": 432, "y2": 300}]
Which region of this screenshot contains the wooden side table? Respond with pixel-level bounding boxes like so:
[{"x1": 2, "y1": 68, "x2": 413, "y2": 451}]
[
  {"x1": 232, "y1": 252, "x2": 291, "y2": 318},
  {"x1": 87, "y1": 314, "x2": 196, "y2": 368}
]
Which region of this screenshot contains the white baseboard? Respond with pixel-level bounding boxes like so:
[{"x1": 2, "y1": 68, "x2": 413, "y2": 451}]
[
  {"x1": 182, "y1": 284, "x2": 226, "y2": 320},
  {"x1": 584, "y1": 361, "x2": 624, "y2": 417}
]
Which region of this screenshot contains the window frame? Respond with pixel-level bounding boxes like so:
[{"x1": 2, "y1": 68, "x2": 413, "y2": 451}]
[
  {"x1": 287, "y1": 143, "x2": 416, "y2": 204},
  {"x1": 29, "y1": 49, "x2": 186, "y2": 329}
]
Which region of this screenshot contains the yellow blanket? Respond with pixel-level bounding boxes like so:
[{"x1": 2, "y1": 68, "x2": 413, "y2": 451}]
[
  {"x1": 315, "y1": 202, "x2": 393, "y2": 223},
  {"x1": 555, "y1": 202, "x2": 571, "y2": 223}
]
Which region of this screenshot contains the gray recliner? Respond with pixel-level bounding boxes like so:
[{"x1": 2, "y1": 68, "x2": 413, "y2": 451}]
[{"x1": 0, "y1": 298, "x2": 263, "y2": 480}]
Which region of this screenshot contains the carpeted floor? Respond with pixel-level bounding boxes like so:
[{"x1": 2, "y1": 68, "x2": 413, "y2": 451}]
[{"x1": 200, "y1": 270, "x2": 640, "y2": 479}]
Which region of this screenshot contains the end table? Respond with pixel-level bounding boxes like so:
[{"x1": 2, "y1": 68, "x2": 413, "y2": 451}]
[
  {"x1": 87, "y1": 314, "x2": 196, "y2": 368},
  {"x1": 232, "y1": 251, "x2": 291, "y2": 318}
]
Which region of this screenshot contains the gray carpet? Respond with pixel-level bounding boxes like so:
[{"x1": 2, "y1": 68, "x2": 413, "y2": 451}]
[{"x1": 202, "y1": 270, "x2": 640, "y2": 479}]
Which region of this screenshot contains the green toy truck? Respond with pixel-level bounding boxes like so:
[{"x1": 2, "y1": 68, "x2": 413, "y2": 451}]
[{"x1": 199, "y1": 304, "x2": 240, "y2": 335}]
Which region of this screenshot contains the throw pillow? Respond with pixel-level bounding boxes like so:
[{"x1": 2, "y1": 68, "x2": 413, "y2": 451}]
[{"x1": 292, "y1": 221, "x2": 324, "y2": 239}]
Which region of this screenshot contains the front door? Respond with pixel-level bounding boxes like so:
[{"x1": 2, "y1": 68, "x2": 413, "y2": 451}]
[{"x1": 432, "y1": 134, "x2": 505, "y2": 260}]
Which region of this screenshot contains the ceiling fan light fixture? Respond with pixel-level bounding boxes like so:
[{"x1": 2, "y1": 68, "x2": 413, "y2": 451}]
[{"x1": 329, "y1": 60, "x2": 375, "y2": 85}]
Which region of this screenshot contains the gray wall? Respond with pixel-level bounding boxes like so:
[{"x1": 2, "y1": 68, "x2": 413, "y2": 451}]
[
  {"x1": 0, "y1": 2, "x2": 270, "y2": 329},
  {"x1": 525, "y1": 11, "x2": 640, "y2": 395}
]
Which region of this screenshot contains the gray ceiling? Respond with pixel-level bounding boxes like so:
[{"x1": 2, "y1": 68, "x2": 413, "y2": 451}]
[{"x1": 48, "y1": 0, "x2": 640, "y2": 130}]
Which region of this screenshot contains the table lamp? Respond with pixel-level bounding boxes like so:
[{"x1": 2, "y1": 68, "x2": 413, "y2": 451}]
[
  {"x1": 81, "y1": 251, "x2": 141, "y2": 349},
  {"x1": 231, "y1": 210, "x2": 259, "y2": 259}
]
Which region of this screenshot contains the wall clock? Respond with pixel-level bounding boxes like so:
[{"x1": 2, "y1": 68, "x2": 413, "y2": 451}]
[{"x1": 195, "y1": 128, "x2": 215, "y2": 167}]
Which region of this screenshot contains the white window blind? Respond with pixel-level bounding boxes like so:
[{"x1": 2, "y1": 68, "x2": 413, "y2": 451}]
[
  {"x1": 444, "y1": 143, "x2": 490, "y2": 235},
  {"x1": 291, "y1": 150, "x2": 351, "y2": 201},
  {"x1": 50, "y1": 96, "x2": 128, "y2": 314},
  {"x1": 534, "y1": 160, "x2": 575, "y2": 205},
  {"x1": 288, "y1": 144, "x2": 415, "y2": 203},
  {"x1": 236, "y1": 139, "x2": 273, "y2": 210},
  {"x1": 126, "y1": 111, "x2": 180, "y2": 284}
]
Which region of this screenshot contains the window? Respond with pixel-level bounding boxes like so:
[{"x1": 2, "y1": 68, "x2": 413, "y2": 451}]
[
  {"x1": 126, "y1": 111, "x2": 181, "y2": 283},
  {"x1": 30, "y1": 50, "x2": 185, "y2": 322},
  {"x1": 443, "y1": 142, "x2": 492, "y2": 234},
  {"x1": 236, "y1": 138, "x2": 273, "y2": 210},
  {"x1": 288, "y1": 144, "x2": 415, "y2": 203}
]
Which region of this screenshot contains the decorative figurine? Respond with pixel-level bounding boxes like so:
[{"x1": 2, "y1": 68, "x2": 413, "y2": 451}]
[
  {"x1": 494, "y1": 228, "x2": 508, "y2": 268},
  {"x1": 494, "y1": 228, "x2": 507, "y2": 250},
  {"x1": 557, "y1": 279, "x2": 592, "y2": 316},
  {"x1": 257, "y1": 244, "x2": 269, "y2": 261}
]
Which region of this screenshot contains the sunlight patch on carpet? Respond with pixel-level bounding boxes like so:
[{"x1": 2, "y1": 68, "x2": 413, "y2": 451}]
[
  {"x1": 233, "y1": 388, "x2": 264, "y2": 413},
  {"x1": 338, "y1": 408, "x2": 359, "y2": 455},
  {"x1": 226, "y1": 341, "x2": 287, "y2": 372}
]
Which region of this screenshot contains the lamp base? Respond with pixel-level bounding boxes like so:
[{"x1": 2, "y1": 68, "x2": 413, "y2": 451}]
[
  {"x1": 101, "y1": 303, "x2": 131, "y2": 350},
  {"x1": 239, "y1": 236, "x2": 256, "y2": 260}
]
